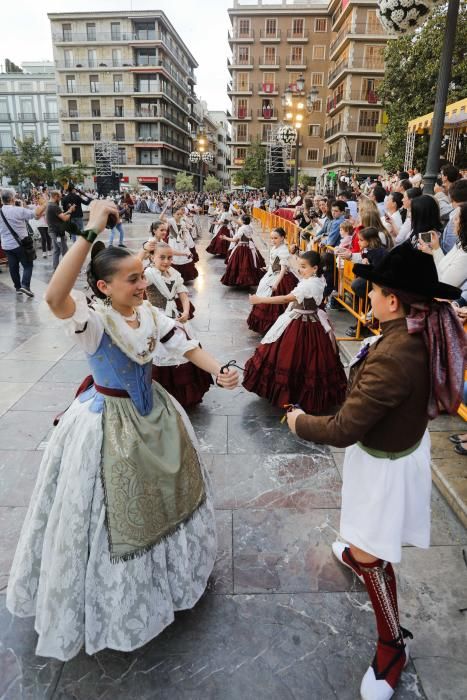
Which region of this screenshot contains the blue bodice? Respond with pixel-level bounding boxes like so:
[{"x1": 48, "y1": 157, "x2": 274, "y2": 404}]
[{"x1": 79, "y1": 331, "x2": 153, "y2": 415}]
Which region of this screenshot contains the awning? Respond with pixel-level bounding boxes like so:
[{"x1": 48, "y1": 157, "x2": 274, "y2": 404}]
[{"x1": 407, "y1": 97, "x2": 467, "y2": 133}]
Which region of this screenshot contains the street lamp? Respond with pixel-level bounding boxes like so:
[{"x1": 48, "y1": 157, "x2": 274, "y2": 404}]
[
  {"x1": 190, "y1": 128, "x2": 213, "y2": 192},
  {"x1": 281, "y1": 78, "x2": 320, "y2": 190}
]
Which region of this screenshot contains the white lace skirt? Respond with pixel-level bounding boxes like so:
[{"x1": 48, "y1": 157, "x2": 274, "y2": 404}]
[{"x1": 6, "y1": 393, "x2": 217, "y2": 661}]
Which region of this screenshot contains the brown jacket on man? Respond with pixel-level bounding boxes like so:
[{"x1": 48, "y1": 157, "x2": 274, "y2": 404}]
[{"x1": 295, "y1": 318, "x2": 430, "y2": 451}]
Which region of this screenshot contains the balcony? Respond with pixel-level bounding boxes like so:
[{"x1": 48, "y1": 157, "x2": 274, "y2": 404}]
[
  {"x1": 330, "y1": 21, "x2": 386, "y2": 58},
  {"x1": 228, "y1": 109, "x2": 252, "y2": 121},
  {"x1": 53, "y1": 31, "x2": 159, "y2": 43},
  {"x1": 258, "y1": 82, "x2": 279, "y2": 95},
  {"x1": 324, "y1": 119, "x2": 382, "y2": 142},
  {"x1": 257, "y1": 107, "x2": 277, "y2": 121},
  {"x1": 287, "y1": 29, "x2": 309, "y2": 42},
  {"x1": 43, "y1": 112, "x2": 58, "y2": 121},
  {"x1": 229, "y1": 57, "x2": 254, "y2": 70},
  {"x1": 70, "y1": 132, "x2": 80, "y2": 141},
  {"x1": 227, "y1": 82, "x2": 253, "y2": 95},
  {"x1": 328, "y1": 58, "x2": 385, "y2": 87},
  {"x1": 322, "y1": 152, "x2": 339, "y2": 166},
  {"x1": 50, "y1": 147, "x2": 62, "y2": 156},
  {"x1": 230, "y1": 136, "x2": 251, "y2": 145},
  {"x1": 0, "y1": 113, "x2": 11, "y2": 122},
  {"x1": 286, "y1": 58, "x2": 307, "y2": 70},
  {"x1": 228, "y1": 29, "x2": 255, "y2": 43},
  {"x1": 259, "y1": 29, "x2": 281, "y2": 42},
  {"x1": 327, "y1": 90, "x2": 382, "y2": 114},
  {"x1": 17, "y1": 113, "x2": 37, "y2": 122},
  {"x1": 258, "y1": 59, "x2": 280, "y2": 70}
]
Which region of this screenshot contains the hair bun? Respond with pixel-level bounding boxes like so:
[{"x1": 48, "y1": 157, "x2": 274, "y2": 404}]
[{"x1": 91, "y1": 241, "x2": 105, "y2": 259}]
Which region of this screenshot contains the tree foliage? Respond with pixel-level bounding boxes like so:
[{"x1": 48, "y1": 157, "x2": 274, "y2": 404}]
[
  {"x1": 379, "y1": 4, "x2": 467, "y2": 172},
  {"x1": 204, "y1": 175, "x2": 222, "y2": 192},
  {"x1": 232, "y1": 140, "x2": 266, "y2": 189},
  {"x1": 175, "y1": 171, "x2": 194, "y2": 192},
  {"x1": 53, "y1": 162, "x2": 94, "y2": 187},
  {"x1": 0, "y1": 138, "x2": 56, "y2": 185}
]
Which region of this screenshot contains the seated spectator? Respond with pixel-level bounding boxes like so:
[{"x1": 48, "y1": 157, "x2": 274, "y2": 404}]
[
  {"x1": 409, "y1": 166, "x2": 423, "y2": 187},
  {"x1": 370, "y1": 184, "x2": 387, "y2": 218},
  {"x1": 433, "y1": 177, "x2": 454, "y2": 228},
  {"x1": 383, "y1": 192, "x2": 403, "y2": 238},
  {"x1": 441, "y1": 163, "x2": 461, "y2": 190},
  {"x1": 324, "y1": 200, "x2": 346, "y2": 247},
  {"x1": 441, "y1": 179, "x2": 467, "y2": 253},
  {"x1": 419, "y1": 202, "x2": 467, "y2": 288},
  {"x1": 409, "y1": 194, "x2": 443, "y2": 246},
  {"x1": 395, "y1": 187, "x2": 422, "y2": 245},
  {"x1": 337, "y1": 190, "x2": 358, "y2": 219}
]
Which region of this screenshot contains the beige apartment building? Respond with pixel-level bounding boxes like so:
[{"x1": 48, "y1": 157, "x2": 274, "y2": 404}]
[
  {"x1": 49, "y1": 11, "x2": 199, "y2": 190},
  {"x1": 227, "y1": 0, "x2": 389, "y2": 186}
]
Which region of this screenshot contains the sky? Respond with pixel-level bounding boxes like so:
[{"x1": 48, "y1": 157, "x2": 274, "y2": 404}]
[{"x1": 1, "y1": 0, "x2": 233, "y2": 111}]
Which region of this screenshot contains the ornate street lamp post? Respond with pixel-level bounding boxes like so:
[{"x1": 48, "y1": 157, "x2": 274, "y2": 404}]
[
  {"x1": 189, "y1": 128, "x2": 214, "y2": 192},
  {"x1": 281, "y1": 75, "x2": 319, "y2": 190}
]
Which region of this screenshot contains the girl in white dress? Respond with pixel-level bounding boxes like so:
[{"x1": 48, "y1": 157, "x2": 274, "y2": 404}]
[
  {"x1": 6, "y1": 200, "x2": 238, "y2": 661},
  {"x1": 166, "y1": 207, "x2": 198, "y2": 281},
  {"x1": 206, "y1": 202, "x2": 232, "y2": 257},
  {"x1": 247, "y1": 227, "x2": 298, "y2": 334},
  {"x1": 220, "y1": 215, "x2": 265, "y2": 287}
]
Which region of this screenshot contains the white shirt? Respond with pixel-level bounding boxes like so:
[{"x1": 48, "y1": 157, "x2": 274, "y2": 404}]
[
  {"x1": 0, "y1": 204, "x2": 35, "y2": 250},
  {"x1": 433, "y1": 243, "x2": 467, "y2": 288}
]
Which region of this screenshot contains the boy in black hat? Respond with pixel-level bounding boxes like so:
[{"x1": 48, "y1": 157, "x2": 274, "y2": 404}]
[{"x1": 287, "y1": 243, "x2": 465, "y2": 700}]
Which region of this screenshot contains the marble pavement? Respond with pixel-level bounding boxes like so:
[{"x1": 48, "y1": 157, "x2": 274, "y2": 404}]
[{"x1": 0, "y1": 214, "x2": 466, "y2": 700}]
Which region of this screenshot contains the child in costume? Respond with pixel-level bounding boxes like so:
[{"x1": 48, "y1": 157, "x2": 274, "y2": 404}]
[
  {"x1": 220, "y1": 215, "x2": 265, "y2": 288},
  {"x1": 206, "y1": 202, "x2": 232, "y2": 258},
  {"x1": 6, "y1": 200, "x2": 238, "y2": 662},
  {"x1": 286, "y1": 242, "x2": 465, "y2": 700},
  {"x1": 247, "y1": 227, "x2": 297, "y2": 334},
  {"x1": 166, "y1": 207, "x2": 198, "y2": 282},
  {"x1": 243, "y1": 251, "x2": 347, "y2": 413},
  {"x1": 145, "y1": 242, "x2": 212, "y2": 407}
]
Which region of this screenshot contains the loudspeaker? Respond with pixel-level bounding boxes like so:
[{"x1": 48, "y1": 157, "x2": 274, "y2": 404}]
[
  {"x1": 96, "y1": 174, "x2": 120, "y2": 196},
  {"x1": 266, "y1": 171, "x2": 290, "y2": 196}
]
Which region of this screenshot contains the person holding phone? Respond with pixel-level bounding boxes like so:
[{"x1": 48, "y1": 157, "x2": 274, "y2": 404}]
[{"x1": 418, "y1": 202, "x2": 467, "y2": 288}]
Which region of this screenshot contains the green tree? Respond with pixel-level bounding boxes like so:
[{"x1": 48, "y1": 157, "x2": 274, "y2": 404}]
[
  {"x1": 204, "y1": 175, "x2": 222, "y2": 192},
  {"x1": 0, "y1": 137, "x2": 56, "y2": 185},
  {"x1": 175, "y1": 171, "x2": 194, "y2": 192},
  {"x1": 379, "y1": 4, "x2": 467, "y2": 172},
  {"x1": 53, "y1": 161, "x2": 95, "y2": 187},
  {"x1": 232, "y1": 140, "x2": 266, "y2": 189}
]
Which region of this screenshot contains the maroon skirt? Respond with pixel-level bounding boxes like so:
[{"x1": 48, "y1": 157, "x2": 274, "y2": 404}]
[
  {"x1": 172, "y1": 260, "x2": 198, "y2": 283},
  {"x1": 243, "y1": 317, "x2": 347, "y2": 414},
  {"x1": 152, "y1": 362, "x2": 213, "y2": 408},
  {"x1": 221, "y1": 245, "x2": 263, "y2": 288},
  {"x1": 206, "y1": 226, "x2": 230, "y2": 257},
  {"x1": 175, "y1": 297, "x2": 195, "y2": 320},
  {"x1": 247, "y1": 272, "x2": 297, "y2": 335}
]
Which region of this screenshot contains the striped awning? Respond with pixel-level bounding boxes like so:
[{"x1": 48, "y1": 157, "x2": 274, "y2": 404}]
[{"x1": 407, "y1": 97, "x2": 467, "y2": 133}]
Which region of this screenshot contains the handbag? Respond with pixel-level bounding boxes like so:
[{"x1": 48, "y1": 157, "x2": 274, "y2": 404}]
[{"x1": 0, "y1": 209, "x2": 37, "y2": 262}]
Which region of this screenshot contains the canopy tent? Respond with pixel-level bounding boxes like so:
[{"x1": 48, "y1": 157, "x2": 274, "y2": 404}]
[{"x1": 404, "y1": 98, "x2": 467, "y2": 170}]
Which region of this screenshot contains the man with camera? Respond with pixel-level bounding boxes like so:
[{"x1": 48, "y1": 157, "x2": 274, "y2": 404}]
[
  {"x1": 46, "y1": 190, "x2": 76, "y2": 271},
  {"x1": 0, "y1": 188, "x2": 47, "y2": 296},
  {"x1": 62, "y1": 185, "x2": 93, "y2": 242}
]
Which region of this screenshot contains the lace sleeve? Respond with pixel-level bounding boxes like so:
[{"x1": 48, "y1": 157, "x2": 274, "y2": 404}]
[{"x1": 61, "y1": 290, "x2": 104, "y2": 354}]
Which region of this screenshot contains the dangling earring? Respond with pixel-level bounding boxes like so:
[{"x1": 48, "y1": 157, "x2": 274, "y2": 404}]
[{"x1": 104, "y1": 296, "x2": 112, "y2": 308}]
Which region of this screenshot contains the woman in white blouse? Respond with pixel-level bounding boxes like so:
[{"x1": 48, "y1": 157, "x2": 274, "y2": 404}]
[{"x1": 418, "y1": 203, "x2": 467, "y2": 288}]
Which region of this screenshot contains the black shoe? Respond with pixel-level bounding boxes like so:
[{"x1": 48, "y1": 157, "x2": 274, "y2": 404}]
[
  {"x1": 118, "y1": 243, "x2": 126, "y2": 247},
  {"x1": 454, "y1": 442, "x2": 467, "y2": 456},
  {"x1": 16, "y1": 288, "x2": 23, "y2": 295},
  {"x1": 449, "y1": 434, "x2": 464, "y2": 444},
  {"x1": 345, "y1": 324, "x2": 357, "y2": 337},
  {"x1": 19, "y1": 287, "x2": 34, "y2": 297}
]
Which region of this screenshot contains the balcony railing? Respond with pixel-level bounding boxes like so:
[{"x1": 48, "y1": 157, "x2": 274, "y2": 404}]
[
  {"x1": 259, "y1": 29, "x2": 281, "y2": 41},
  {"x1": 70, "y1": 132, "x2": 80, "y2": 141},
  {"x1": 257, "y1": 108, "x2": 277, "y2": 120},
  {"x1": 286, "y1": 29, "x2": 309, "y2": 41},
  {"x1": 325, "y1": 124, "x2": 342, "y2": 139},
  {"x1": 227, "y1": 82, "x2": 253, "y2": 93},
  {"x1": 258, "y1": 82, "x2": 279, "y2": 94},
  {"x1": 325, "y1": 120, "x2": 381, "y2": 139},
  {"x1": 286, "y1": 57, "x2": 307, "y2": 69},
  {"x1": 326, "y1": 90, "x2": 382, "y2": 111},
  {"x1": 230, "y1": 57, "x2": 254, "y2": 68},
  {"x1": 229, "y1": 109, "x2": 253, "y2": 120},
  {"x1": 228, "y1": 29, "x2": 255, "y2": 41},
  {"x1": 0, "y1": 113, "x2": 11, "y2": 122},
  {"x1": 328, "y1": 58, "x2": 385, "y2": 84},
  {"x1": 259, "y1": 58, "x2": 280, "y2": 68},
  {"x1": 54, "y1": 31, "x2": 157, "y2": 42},
  {"x1": 43, "y1": 112, "x2": 58, "y2": 121},
  {"x1": 330, "y1": 21, "x2": 386, "y2": 55},
  {"x1": 323, "y1": 153, "x2": 339, "y2": 166},
  {"x1": 17, "y1": 113, "x2": 37, "y2": 122}
]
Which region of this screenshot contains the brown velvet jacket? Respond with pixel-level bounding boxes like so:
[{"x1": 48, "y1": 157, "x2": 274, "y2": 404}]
[{"x1": 295, "y1": 318, "x2": 430, "y2": 451}]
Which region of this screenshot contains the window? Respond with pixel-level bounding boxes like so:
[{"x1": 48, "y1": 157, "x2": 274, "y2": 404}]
[
  {"x1": 364, "y1": 45, "x2": 385, "y2": 68},
  {"x1": 46, "y1": 99, "x2": 58, "y2": 117},
  {"x1": 308, "y1": 124, "x2": 321, "y2": 137},
  {"x1": 236, "y1": 97, "x2": 249, "y2": 118},
  {"x1": 67, "y1": 100, "x2": 78, "y2": 117},
  {"x1": 137, "y1": 75, "x2": 159, "y2": 92},
  {"x1": 139, "y1": 149, "x2": 159, "y2": 165},
  {"x1": 359, "y1": 110, "x2": 380, "y2": 130},
  {"x1": 90, "y1": 99, "x2": 101, "y2": 117},
  {"x1": 356, "y1": 140, "x2": 377, "y2": 160},
  {"x1": 261, "y1": 123, "x2": 273, "y2": 141},
  {"x1": 66, "y1": 75, "x2": 76, "y2": 93},
  {"x1": 238, "y1": 19, "x2": 250, "y2": 36},
  {"x1": 114, "y1": 99, "x2": 124, "y2": 117},
  {"x1": 264, "y1": 46, "x2": 276, "y2": 65},
  {"x1": 113, "y1": 74, "x2": 123, "y2": 92},
  {"x1": 86, "y1": 23, "x2": 96, "y2": 41},
  {"x1": 86, "y1": 49, "x2": 96, "y2": 68},
  {"x1": 290, "y1": 46, "x2": 303, "y2": 65},
  {"x1": 111, "y1": 22, "x2": 121, "y2": 40},
  {"x1": 310, "y1": 99, "x2": 322, "y2": 112},
  {"x1": 92, "y1": 123, "x2": 102, "y2": 140},
  {"x1": 0, "y1": 132, "x2": 13, "y2": 148},
  {"x1": 135, "y1": 22, "x2": 156, "y2": 40},
  {"x1": 238, "y1": 47, "x2": 250, "y2": 64},
  {"x1": 313, "y1": 45, "x2": 326, "y2": 60},
  {"x1": 265, "y1": 18, "x2": 277, "y2": 36},
  {"x1": 62, "y1": 23, "x2": 72, "y2": 41},
  {"x1": 64, "y1": 49, "x2": 74, "y2": 68},
  {"x1": 115, "y1": 123, "x2": 125, "y2": 141},
  {"x1": 117, "y1": 147, "x2": 126, "y2": 164},
  {"x1": 366, "y1": 11, "x2": 381, "y2": 33},
  {"x1": 292, "y1": 18, "x2": 304, "y2": 37},
  {"x1": 236, "y1": 72, "x2": 249, "y2": 90},
  {"x1": 306, "y1": 148, "x2": 319, "y2": 161},
  {"x1": 137, "y1": 101, "x2": 158, "y2": 116},
  {"x1": 311, "y1": 72, "x2": 324, "y2": 87},
  {"x1": 315, "y1": 18, "x2": 327, "y2": 32},
  {"x1": 361, "y1": 78, "x2": 381, "y2": 101},
  {"x1": 71, "y1": 147, "x2": 81, "y2": 163},
  {"x1": 89, "y1": 75, "x2": 99, "y2": 93},
  {"x1": 112, "y1": 49, "x2": 122, "y2": 67},
  {"x1": 139, "y1": 122, "x2": 158, "y2": 139},
  {"x1": 236, "y1": 123, "x2": 248, "y2": 141},
  {"x1": 261, "y1": 99, "x2": 273, "y2": 119},
  {"x1": 70, "y1": 123, "x2": 79, "y2": 141}
]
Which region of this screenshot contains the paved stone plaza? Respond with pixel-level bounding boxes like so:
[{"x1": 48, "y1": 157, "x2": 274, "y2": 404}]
[{"x1": 0, "y1": 215, "x2": 466, "y2": 700}]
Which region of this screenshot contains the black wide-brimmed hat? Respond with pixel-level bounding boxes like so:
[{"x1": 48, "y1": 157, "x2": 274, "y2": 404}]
[{"x1": 353, "y1": 242, "x2": 460, "y2": 300}]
